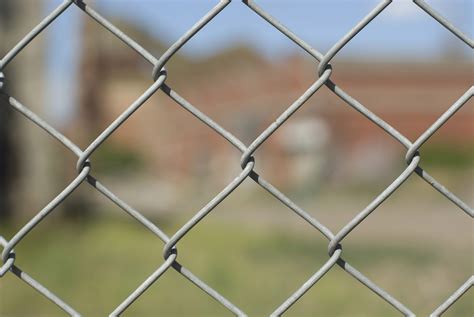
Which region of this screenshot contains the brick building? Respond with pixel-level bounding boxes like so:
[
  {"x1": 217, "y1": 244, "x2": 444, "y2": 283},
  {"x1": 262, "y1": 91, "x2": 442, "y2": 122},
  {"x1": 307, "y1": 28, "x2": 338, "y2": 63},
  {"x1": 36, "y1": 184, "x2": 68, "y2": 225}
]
[{"x1": 70, "y1": 20, "x2": 473, "y2": 211}]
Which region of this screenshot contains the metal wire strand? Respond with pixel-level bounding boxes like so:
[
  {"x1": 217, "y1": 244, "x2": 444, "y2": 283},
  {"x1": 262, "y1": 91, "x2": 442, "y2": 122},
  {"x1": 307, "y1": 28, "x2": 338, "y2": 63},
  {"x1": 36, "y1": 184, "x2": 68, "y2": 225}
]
[{"x1": 0, "y1": 0, "x2": 472, "y2": 316}]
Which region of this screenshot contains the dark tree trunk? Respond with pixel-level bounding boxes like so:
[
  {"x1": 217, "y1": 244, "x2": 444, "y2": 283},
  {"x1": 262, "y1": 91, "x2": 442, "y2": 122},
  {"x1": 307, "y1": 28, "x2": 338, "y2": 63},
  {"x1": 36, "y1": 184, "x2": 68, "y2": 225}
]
[{"x1": 0, "y1": 0, "x2": 18, "y2": 222}]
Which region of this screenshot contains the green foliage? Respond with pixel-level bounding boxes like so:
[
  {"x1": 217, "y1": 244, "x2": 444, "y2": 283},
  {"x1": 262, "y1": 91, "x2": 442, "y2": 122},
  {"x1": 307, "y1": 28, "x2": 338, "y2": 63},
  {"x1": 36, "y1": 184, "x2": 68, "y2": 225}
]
[
  {"x1": 93, "y1": 142, "x2": 145, "y2": 174},
  {"x1": 420, "y1": 144, "x2": 474, "y2": 169}
]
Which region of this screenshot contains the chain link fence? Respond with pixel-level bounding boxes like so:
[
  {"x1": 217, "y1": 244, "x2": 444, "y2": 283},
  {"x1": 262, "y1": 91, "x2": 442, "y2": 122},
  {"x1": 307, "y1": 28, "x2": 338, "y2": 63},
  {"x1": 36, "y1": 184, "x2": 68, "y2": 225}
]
[{"x1": 0, "y1": 0, "x2": 472, "y2": 316}]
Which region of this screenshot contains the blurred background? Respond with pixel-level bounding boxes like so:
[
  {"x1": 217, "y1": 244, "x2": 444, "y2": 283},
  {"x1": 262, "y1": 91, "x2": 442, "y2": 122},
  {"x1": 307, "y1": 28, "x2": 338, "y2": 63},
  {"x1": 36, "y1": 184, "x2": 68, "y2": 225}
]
[{"x1": 0, "y1": 0, "x2": 472, "y2": 316}]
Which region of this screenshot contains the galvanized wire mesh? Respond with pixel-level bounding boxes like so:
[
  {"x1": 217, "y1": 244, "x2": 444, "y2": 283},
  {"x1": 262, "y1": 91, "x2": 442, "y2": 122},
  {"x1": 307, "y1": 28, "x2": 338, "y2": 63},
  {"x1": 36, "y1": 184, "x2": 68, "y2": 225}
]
[{"x1": 0, "y1": 0, "x2": 472, "y2": 316}]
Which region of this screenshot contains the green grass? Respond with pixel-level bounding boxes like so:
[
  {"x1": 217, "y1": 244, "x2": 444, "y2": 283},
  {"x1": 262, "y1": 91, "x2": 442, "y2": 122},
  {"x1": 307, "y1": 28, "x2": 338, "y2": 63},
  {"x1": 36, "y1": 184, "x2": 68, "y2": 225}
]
[{"x1": 0, "y1": 216, "x2": 472, "y2": 317}]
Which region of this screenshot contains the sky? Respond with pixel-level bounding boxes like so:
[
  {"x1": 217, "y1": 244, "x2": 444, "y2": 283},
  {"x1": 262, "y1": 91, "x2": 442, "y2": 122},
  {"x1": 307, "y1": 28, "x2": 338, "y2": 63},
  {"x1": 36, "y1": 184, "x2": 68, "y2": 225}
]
[
  {"x1": 92, "y1": 0, "x2": 473, "y2": 59},
  {"x1": 44, "y1": 0, "x2": 473, "y2": 125}
]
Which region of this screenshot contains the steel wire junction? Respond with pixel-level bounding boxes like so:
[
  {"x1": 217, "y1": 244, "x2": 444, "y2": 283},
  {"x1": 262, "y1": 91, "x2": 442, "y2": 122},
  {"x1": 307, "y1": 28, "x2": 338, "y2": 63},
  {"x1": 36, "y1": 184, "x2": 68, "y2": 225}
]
[{"x1": 0, "y1": 0, "x2": 472, "y2": 316}]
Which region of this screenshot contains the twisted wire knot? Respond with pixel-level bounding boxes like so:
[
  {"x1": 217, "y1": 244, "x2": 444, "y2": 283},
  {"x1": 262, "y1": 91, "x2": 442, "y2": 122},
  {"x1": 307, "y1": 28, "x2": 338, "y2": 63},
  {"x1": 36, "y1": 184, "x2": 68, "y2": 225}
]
[
  {"x1": 163, "y1": 245, "x2": 178, "y2": 261},
  {"x1": 76, "y1": 158, "x2": 91, "y2": 175},
  {"x1": 239, "y1": 153, "x2": 255, "y2": 170},
  {"x1": 0, "y1": 236, "x2": 15, "y2": 277},
  {"x1": 0, "y1": 72, "x2": 5, "y2": 90},
  {"x1": 152, "y1": 65, "x2": 167, "y2": 82},
  {"x1": 317, "y1": 62, "x2": 333, "y2": 79},
  {"x1": 405, "y1": 148, "x2": 420, "y2": 166},
  {"x1": 328, "y1": 241, "x2": 342, "y2": 258}
]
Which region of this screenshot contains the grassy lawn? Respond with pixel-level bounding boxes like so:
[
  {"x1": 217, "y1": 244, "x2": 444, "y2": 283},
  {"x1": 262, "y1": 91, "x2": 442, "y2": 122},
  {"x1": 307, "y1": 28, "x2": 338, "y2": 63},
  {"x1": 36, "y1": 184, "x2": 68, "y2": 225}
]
[{"x1": 0, "y1": 213, "x2": 472, "y2": 317}]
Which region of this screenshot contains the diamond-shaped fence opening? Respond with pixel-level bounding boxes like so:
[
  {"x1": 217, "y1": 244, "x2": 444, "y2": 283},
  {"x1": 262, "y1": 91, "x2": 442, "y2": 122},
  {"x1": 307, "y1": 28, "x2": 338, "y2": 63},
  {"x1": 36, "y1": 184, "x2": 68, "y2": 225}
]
[{"x1": 0, "y1": 0, "x2": 472, "y2": 316}]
